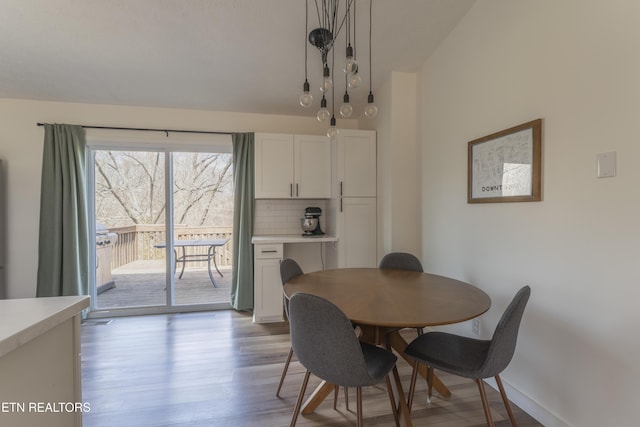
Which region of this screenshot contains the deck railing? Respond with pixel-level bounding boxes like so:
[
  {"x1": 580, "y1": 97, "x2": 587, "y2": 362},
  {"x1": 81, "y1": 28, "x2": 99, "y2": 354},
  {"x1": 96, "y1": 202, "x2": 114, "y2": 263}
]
[{"x1": 108, "y1": 224, "x2": 233, "y2": 270}]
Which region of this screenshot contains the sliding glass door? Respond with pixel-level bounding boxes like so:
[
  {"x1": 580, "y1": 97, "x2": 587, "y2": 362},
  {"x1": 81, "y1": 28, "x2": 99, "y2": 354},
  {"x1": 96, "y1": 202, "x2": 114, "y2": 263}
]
[
  {"x1": 89, "y1": 143, "x2": 233, "y2": 314},
  {"x1": 171, "y1": 151, "x2": 233, "y2": 305}
]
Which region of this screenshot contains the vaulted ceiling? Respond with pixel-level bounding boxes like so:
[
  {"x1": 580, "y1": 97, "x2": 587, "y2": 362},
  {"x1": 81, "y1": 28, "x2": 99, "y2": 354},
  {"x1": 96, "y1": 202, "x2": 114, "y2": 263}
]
[{"x1": 0, "y1": 0, "x2": 475, "y2": 117}]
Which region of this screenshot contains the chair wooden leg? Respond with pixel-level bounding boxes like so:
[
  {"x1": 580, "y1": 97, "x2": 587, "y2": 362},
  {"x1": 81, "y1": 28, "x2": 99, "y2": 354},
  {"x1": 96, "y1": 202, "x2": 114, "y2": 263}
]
[
  {"x1": 385, "y1": 374, "x2": 400, "y2": 427},
  {"x1": 356, "y1": 387, "x2": 364, "y2": 427},
  {"x1": 277, "y1": 347, "x2": 294, "y2": 397},
  {"x1": 290, "y1": 370, "x2": 311, "y2": 427},
  {"x1": 406, "y1": 363, "x2": 419, "y2": 412},
  {"x1": 426, "y1": 366, "x2": 434, "y2": 403},
  {"x1": 495, "y1": 375, "x2": 518, "y2": 427},
  {"x1": 331, "y1": 386, "x2": 351, "y2": 411},
  {"x1": 344, "y1": 386, "x2": 349, "y2": 411},
  {"x1": 475, "y1": 379, "x2": 494, "y2": 427}
]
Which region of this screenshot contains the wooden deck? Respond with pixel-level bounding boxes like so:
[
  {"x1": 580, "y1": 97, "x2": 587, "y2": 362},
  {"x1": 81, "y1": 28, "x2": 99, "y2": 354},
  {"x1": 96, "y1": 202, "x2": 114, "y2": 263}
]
[{"x1": 96, "y1": 260, "x2": 232, "y2": 309}]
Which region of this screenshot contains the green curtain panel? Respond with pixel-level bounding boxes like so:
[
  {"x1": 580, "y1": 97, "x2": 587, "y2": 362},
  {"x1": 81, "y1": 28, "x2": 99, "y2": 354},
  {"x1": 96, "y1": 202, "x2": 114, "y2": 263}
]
[
  {"x1": 36, "y1": 124, "x2": 89, "y2": 297},
  {"x1": 230, "y1": 132, "x2": 255, "y2": 311}
]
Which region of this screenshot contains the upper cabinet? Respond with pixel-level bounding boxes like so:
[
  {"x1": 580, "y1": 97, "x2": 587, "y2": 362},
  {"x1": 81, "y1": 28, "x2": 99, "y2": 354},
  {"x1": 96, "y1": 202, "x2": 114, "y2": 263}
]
[
  {"x1": 334, "y1": 129, "x2": 377, "y2": 197},
  {"x1": 255, "y1": 133, "x2": 331, "y2": 199},
  {"x1": 294, "y1": 135, "x2": 332, "y2": 198},
  {"x1": 255, "y1": 133, "x2": 294, "y2": 199}
]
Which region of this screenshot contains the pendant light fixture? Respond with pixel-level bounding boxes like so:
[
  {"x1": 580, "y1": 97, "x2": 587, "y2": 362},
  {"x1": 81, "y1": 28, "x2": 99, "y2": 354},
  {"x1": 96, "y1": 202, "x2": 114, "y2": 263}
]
[
  {"x1": 327, "y1": 40, "x2": 339, "y2": 137},
  {"x1": 299, "y1": 0, "x2": 313, "y2": 108},
  {"x1": 300, "y1": 0, "x2": 377, "y2": 134},
  {"x1": 363, "y1": 0, "x2": 377, "y2": 118},
  {"x1": 317, "y1": 95, "x2": 330, "y2": 122},
  {"x1": 339, "y1": 3, "x2": 354, "y2": 118}
]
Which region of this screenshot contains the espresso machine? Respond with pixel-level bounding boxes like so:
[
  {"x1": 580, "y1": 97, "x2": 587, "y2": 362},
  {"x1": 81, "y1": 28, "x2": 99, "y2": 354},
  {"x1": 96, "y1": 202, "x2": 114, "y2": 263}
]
[{"x1": 301, "y1": 207, "x2": 325, "y2": 237}]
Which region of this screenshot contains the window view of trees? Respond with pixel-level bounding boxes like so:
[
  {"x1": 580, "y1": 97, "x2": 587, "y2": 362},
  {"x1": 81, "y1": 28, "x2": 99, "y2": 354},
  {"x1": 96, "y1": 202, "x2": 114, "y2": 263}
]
[
  {"x1": 93, "y1": 149, "x2": 234, "y2": 309},
  {"x1": 95, "y1": 151, "x2": 233, "y2": 227}
]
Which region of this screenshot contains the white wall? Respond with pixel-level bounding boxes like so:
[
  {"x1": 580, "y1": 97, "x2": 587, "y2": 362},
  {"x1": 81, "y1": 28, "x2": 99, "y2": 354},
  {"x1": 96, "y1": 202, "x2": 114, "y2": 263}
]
[
  {"x1": 419, "y1": 1, "x2": 640, "y2": 426},
  {"x1": 362, "y1": 71, "x2": 421, "y2": 260},
  {"x1": 0, "y1": 98, "x2": 356, "y2": 299}
]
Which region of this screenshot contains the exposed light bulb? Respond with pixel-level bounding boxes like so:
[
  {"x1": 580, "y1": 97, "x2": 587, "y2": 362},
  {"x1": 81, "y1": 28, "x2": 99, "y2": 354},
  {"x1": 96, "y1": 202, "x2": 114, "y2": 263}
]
[
  {"x1": 327, "y1": 116, "x2": 338, "y2": 138},
  {"x1": 317, "y1": 96, "x2": 330, "y2": 122},
  {"x1": 300, "y1": 92, "x2": 313, "y2": 108},
  {"x1": 343, "y1": 45, "x2": 358, "y2": 75},
  {"x1": 317, "y1": 107, "x2": 331, "y2": 122},
  {"x1": 299, "y1": 80, "x2": 313, "y2": 108},
  {"x1": 347, "y1": 71, "x2": 362, "y2": 89},
  {"x1": 320, "y1": 65, "x2": 332, "y2": 93},
  {"x1": 339, "y1": 92, "x2": 353, "y2": 118},
  {"x1": 364, "y1": 92, "x2": 378, "y2": 118},
  {"x1": 321, "y1": 77, "x2": 332, "y2": 93},
  {"x1": 339, "y1": 104, "x2": 353, "y2": 118},
  {"x1": 364, "y1": 104, "x2": 378, "y2": 118}
]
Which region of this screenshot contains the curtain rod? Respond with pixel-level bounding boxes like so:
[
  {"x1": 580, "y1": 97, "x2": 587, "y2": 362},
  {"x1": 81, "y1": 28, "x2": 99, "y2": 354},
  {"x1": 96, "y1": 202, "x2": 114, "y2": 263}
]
[{"x1": 36, "y1": 123, "x2": 232, "y2": 136}]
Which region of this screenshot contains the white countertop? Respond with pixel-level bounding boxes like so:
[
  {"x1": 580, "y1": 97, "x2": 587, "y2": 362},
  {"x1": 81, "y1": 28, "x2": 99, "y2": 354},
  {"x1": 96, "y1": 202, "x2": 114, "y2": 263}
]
[
  {"x1": 252, "y1": 234, "x2": 338, "y2": 244},
  {"x1": 0, "y1": 296, "x2": 90, "y2": 358}
]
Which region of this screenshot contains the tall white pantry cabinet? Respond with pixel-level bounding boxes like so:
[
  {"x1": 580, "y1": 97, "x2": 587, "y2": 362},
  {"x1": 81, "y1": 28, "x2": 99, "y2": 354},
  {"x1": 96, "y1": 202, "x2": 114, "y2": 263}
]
[{"x1": 326, "y1": 129, "x2": 377, "y2": 268}]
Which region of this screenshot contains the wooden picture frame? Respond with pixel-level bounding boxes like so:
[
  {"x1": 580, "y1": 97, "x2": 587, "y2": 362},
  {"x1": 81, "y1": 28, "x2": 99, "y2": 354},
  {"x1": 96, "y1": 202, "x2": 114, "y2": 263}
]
[{"x1": 468, "y1": 119, "x2": 542, "y2": 203}]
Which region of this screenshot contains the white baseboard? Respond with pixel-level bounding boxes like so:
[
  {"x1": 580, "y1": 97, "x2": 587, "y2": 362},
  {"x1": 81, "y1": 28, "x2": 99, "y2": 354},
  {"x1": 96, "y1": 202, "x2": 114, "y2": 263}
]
[{"x1": 484, "y1": 377, "x2": 570, "y2": 427}]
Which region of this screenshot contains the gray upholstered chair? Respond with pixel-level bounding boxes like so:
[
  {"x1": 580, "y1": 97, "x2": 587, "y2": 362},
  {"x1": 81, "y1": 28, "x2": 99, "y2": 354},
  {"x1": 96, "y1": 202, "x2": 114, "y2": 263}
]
[
  {"x1": 405, "y1": 286, "x2": 531, "y2": 427},
  {"x1": 276, "y1": 258, "x2": 304, "y2": 397},
  {"x1": 288, "y1": 293, "x2": 399, "y2": 427},
  {"x1": 379, "y1": 252, "x2": 425, "y2": 336},
  {"x1": 378, "y1": 252, "x2": 424, "y2": 273}
]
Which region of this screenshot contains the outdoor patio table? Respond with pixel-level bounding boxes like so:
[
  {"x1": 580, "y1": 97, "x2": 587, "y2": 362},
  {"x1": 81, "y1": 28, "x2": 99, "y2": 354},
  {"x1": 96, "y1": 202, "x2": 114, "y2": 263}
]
[{"x1": 154, "y1": 238, "x2": 229, "y2": 287}]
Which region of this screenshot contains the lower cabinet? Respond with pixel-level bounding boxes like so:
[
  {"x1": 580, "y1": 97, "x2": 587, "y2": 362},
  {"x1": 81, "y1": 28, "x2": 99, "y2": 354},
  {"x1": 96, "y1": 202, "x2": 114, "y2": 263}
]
[
  {"x1": 326, "y1": 197, "x2": 377, "y2": 268},
  {"x1": 253, "y1": 243, "x2": 284, "y2": 323}
]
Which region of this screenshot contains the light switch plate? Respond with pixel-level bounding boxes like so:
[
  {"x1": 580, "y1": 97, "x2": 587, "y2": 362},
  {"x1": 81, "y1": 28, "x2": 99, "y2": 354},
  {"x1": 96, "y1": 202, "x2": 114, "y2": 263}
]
[{"x1": 597, "y1": 152, "x2": 616, "y2": 178}]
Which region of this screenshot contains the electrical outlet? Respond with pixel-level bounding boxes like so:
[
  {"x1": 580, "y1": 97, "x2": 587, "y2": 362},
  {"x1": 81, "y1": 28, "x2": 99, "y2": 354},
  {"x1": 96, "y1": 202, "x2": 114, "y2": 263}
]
[{"x1": 472, "y1": 319, "x2": 480, "y2": 336}]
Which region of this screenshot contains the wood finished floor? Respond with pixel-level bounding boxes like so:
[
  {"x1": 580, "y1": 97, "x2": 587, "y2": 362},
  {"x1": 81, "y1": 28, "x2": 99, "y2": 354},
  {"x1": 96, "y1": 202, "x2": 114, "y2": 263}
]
[{"x1": 81, "y1": 310, "x2": 543, "y2": 427}]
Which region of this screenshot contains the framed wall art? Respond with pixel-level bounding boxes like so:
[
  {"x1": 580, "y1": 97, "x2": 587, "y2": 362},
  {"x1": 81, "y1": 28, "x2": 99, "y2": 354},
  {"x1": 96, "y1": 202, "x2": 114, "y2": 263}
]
[{"x1": 468, "y1": 119, "x2": 542, "y2": 203}]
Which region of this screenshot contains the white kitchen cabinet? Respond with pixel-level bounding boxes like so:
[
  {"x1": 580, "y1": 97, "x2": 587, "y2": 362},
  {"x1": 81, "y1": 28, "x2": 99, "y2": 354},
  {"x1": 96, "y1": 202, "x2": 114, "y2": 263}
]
[
  {"x1": 255, "y1": 133, "x2": 331, "y2": 199},
  {"x1": 294, "y1": 135, "x2": 332, "y2": 198},
  {"x1": 335, "y1": 129, "x2": 376, "y2": 198},
  {"x1": 336, "y1": 197, "x2": 377, "y2": 268},
  {"x1": 325, "y1": 129, "x2": 378, "y2": 268},
  {"x1": 253, "y1": 243, "x2": 284, "y2": 323},
  {"x1": 255, "y1": 133, "x2": 295, "y2": 198}
]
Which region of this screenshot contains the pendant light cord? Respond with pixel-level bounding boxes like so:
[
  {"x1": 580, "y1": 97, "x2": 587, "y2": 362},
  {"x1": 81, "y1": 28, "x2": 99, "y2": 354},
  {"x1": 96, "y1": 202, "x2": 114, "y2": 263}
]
[
  {"x1": 369, "y1": 0, "x2": 373, "y2": 93},
  {"x1": 304, "y1": 0, "x2": 308, "y2": 80},
  {"x1": 331, "y1": 36, "x2": 336, "y2": 114},
  {"x1": 353, "y1": 0, "x2": 356, "y2": 60}
]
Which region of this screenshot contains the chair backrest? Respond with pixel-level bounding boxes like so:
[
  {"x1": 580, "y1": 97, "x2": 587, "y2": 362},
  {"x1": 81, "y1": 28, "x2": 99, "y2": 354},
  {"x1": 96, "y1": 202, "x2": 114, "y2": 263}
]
[
  {"x1": 289, "y1": 293, "x2": 379, "y2": 387},
  {"x1": 379, "y1": 252, "x2": 424, "y2": 272},
  {"x1": 480, "y1": 286, "x2": 531, "y2": 378},
  {"x1": 280, "y1": 259, "x2": 303, "y2": 318}
]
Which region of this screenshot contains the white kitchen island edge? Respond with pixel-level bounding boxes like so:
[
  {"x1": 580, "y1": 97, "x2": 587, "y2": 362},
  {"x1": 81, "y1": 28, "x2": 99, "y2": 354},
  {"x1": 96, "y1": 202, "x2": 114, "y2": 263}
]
[{"x1": 0, "y1": 295, "x2": 90, "y2": 427}]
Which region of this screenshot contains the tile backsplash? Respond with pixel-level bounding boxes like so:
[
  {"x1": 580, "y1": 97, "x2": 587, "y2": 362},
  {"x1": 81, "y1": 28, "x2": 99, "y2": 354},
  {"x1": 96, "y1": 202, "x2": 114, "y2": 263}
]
[{"x1": 254, "y1": 199, "x2": 327, "y2": 235}]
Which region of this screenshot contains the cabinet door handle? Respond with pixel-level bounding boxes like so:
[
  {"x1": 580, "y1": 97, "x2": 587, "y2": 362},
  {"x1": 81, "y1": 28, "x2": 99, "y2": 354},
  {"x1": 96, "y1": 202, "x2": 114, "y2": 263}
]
[
  {"x1": 296, "y1": 183, "x2": 299, "y2": 197},
  {"x1": 340, "y1": 181, "x2": 343, "y2": 196},
  {"x1": 261, "y1": 250, "x2": 278, "y2": 254},
  {"x1": 290, "y1": 183, "x2": 293, "y2": 197}
]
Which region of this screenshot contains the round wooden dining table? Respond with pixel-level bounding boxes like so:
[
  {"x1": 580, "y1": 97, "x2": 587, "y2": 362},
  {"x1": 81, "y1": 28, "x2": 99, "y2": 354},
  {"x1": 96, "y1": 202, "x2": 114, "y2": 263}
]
[{"x1": 283, "y1": 267, "x2": 491, "y2": 427}]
